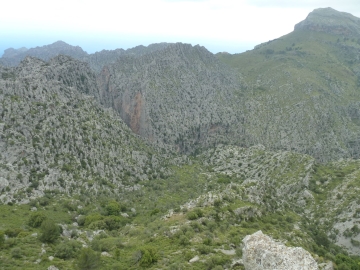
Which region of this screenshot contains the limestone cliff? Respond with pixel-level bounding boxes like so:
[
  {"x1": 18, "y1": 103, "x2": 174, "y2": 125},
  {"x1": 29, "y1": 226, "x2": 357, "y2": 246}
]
[
  {"x1": 242, "y1": 231, "x2": 319, "y2": 270},
  {"x1": 0, "y1": 56, "x2": 169, "y2": 203},
  {"x1": 96, "y1": 43, "x2": 244, "y2": 152}
]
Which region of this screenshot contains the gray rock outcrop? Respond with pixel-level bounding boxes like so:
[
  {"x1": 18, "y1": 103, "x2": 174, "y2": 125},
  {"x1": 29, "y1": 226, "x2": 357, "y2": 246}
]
[
  {"x1": 242, "y1": 231, "x2": 318, "y2": 270},
  {"x1": 294, "y1": 8, "x2": 360, "y2": 36},
  {"x1": 96, "y1": 42, "x2": 244, "y2": 153},
  {"x1": 0, "y1": 55, "x2": 169, "y2": 203}
]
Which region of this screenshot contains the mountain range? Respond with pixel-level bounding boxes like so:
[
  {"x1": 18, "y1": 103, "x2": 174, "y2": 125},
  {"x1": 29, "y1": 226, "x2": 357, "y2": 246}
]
[{"x1": 1, "y1": 7, "x2": 360, "y2": 270}]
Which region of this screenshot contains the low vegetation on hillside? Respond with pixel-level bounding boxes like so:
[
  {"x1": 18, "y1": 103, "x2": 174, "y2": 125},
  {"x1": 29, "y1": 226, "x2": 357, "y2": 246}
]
[{"x1": 1, "y1": 146, "x2": 360, "y2": 269}]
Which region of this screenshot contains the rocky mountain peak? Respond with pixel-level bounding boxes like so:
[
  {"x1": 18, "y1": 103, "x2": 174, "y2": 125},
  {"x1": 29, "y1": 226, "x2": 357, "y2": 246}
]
[
  {"x1": 18, "y1": 55, "x2": 46, "y2": 67},
  {"x1": 294, "y1": 7, "x2": 360, "y2": 36},
  {"x1": 0, "y1": 41, "x2": 88, "y2": 67},
  {"x1": 34, "y1": 40, "x2": 85, "y2": 52},
  {"x1": 48, "y1": 40, "x2": 73, "y2": 47},
  {"x1": 3, "y1": 47, "x2": 28, "y2": 58}
]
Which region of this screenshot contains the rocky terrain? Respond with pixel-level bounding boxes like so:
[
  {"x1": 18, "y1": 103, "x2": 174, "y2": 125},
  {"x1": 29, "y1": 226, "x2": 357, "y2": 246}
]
[
  {"x1": 0, "y1": 55, "x2": 171, "y2": 204},
  {"x1": 96, "y1": 43, "x2": 244, "y2": 152},
  {"x1": 0, "y1": 41, "x2": 172, "y2": 73},
  {"x1": 0, "y1": 41, "x2": 87, "y2": 67},
  {"x1": 1, "y1": 6, "x2": 360, "y2": 270},
  {"x1": 2, "y1": 8, "x2": 360, "y2": 162},
  {"x1": 242, "y1": 231, "x2": 319, "y2": 270}
]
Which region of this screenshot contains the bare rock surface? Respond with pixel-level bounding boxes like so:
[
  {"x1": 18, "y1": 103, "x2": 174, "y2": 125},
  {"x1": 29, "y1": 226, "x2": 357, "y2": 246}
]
[{"x1": 242, "y1": 231, "x2": 318, "y2": 270}]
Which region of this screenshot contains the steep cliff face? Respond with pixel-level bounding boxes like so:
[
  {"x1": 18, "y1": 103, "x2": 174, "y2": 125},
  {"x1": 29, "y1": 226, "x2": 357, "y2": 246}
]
[
  {"x1": 97, "y1": 43, "x2": 245, "y2": 152},
  {"x1": 0, "y1": 56, "x2": 168, "y2": 203}
]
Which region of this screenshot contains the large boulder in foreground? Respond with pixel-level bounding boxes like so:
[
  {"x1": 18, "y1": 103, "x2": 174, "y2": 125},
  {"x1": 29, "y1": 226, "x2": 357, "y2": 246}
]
[{"x1": 242, "y1": 231, "x2": 318, "y2": 270}]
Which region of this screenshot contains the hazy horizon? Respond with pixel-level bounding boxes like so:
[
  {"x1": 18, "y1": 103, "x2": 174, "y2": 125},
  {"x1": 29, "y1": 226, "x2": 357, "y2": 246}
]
[{"x1": 0, "y1": 36, "x2": 259, "y2": 57}]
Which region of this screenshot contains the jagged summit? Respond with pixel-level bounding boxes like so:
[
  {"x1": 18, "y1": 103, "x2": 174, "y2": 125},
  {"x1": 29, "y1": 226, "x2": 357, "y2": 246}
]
[
  {"x1": 294, "y1": 7, "x2": 360, "y2": 36},
  {"x1": 0, "y1": 41, "x2": 175, "y2": 72},
  {"x1": 3, "y1": 47, "x2": 28, "y2": 58},
  {"x1": 1, "y1": 40, "x2": 88, "y2": 67}
]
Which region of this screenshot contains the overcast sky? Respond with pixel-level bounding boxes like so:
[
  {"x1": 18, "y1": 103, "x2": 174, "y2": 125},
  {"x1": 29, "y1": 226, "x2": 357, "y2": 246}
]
[{"x1": 1, "y1": 0, "x2": 360, "y2": 56}]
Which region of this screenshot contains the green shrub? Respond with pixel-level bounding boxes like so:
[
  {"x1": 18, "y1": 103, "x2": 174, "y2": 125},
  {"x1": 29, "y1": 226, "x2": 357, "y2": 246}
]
[
  {"x1": 77, "y1": 215, "x2": 86, "y2": 226},
  {"x1": 285, "y1": 216, "x2": 294, "y2": 223},
  {"x1": 203, "y1": 237, "x2": 212, "y2": 246},
  {"x1": 28, "y1": 212, "x2": 47, "y2": 228},
  {"x1": 187, "y1": 211, "x2": 198, "y2": 220},
  {"x1": 334, "y1": 253, "x2": 358, "y2": 270},
  {"x1": 217, "y1": 175, "x2": 231, "y2": 184},
  {"x1": 4, "y1": 238, "x2": 17, "y2": 248},
  {"x1": 71, "y1": 229, "x2": 78, "y2": 238},
  {"x1": 139, "y1": 246, "x2": 159, "y2": 267},
  {"x1": 91, "y1": 238, "x2": 114, "y2": 252},
  {"x1": 198, "y1": 244, "x2": 212, "y2": 254},
  {"x1": 76, "y1": 248, "x2": 101, "y2": 270},
  {"x1": 236, "y1": 248, "x2": 243, "y2": 257},
  {"x1": 194, "y1": 208, "x2": 204, "y2": 218},
  {"x1": 55, "y1": 240, "x2": 82, "y2": 259},
  {"x1": 103, "y1": 216, "x2": 126, "y2": 231},
  {"x1": 38, "y1": 197, "x2": 50, "y2": 206},
  {"x1": 179, "y1": 235, "x2": 190, "y2": 246},
  {"x1": 351, "y1": 238, "x2": 360, "y2": 247},
  {"x1": 17, "y1": 232, "x2": 31, "y2": 239},
  {"x1": 337, "y1": 264, "x2": 351, "y2": 270},
  {"x1": 106, "y1": 200, "x2": 120, "y2": 216},
  {"x1": 214, "y1": 199, "x2": 221, "y2": 207},
  {"x1": 183, "y1": 250, "x2": 194, "y2": 261},
  {"x1": 313, "y1": 231, "x2": 330, "y2": 248},
  {"x1": 190, "y1": 222, "x2": 202, "y2": 232},
  {"x1": 39, "y1": 220, "x2": 60, "y2": 243},
  {"x1": 207, "y1": 221, "x2": 217, "y2": 232},
  {"x1": 207, "y1": 255, "x2": 231, "y2": 268},
  {"x1": 11, "y1": 247, "x2": 22, "y2": 258},
  {"x1": 351, "y1": 225, "x2": 360, "y2": 235},
  {"x1": 84, "y1": 213, "x2": 103, "y2": 227},
  {"x1": 150, "y1": 208, "x2": 160, "y2": 216},
  {"x1": 5, "y1": 228, "x2": 22, "y2": 238},
  {"x1": 63, "y1": 200, "x2": 78, "y2": 211},
  {"x1": 0, "y1": 231, "x2": 5, "y2": 247},
  {"x1": 88, "y1": 220, "x2": 106, "y2": 230},
  {"x1": 132, "y1": 250, "x2": 142, "y2": 265},
  {"x1": 114, "y1": 248, "x2": 121, "y2": 260}
]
